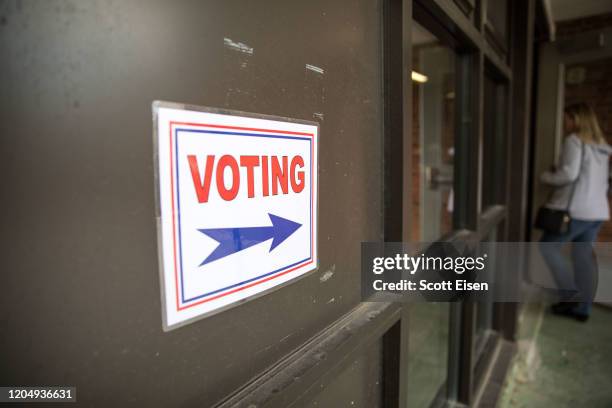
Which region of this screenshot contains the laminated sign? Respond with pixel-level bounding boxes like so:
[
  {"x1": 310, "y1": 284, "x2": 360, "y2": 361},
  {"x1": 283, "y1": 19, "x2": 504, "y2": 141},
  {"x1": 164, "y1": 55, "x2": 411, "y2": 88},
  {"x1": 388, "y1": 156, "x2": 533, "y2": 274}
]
[{"x1": 153, "y1": 102, "x2": 319, "y2": 330}]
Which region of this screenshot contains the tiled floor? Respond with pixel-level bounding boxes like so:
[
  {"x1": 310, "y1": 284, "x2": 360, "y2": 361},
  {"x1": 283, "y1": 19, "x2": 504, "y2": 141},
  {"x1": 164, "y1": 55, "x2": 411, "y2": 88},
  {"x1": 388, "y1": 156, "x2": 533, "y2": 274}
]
[{"x1": 500, "y1": 305, "x2": 612, "y2": 407}]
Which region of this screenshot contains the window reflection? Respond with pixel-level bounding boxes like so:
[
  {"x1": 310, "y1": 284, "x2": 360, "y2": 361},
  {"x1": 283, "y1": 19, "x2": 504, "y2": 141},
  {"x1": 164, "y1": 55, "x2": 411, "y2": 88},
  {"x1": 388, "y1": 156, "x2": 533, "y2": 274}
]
[{"x1": 411, "y1": 22, "x2": 456, "y2": 242}]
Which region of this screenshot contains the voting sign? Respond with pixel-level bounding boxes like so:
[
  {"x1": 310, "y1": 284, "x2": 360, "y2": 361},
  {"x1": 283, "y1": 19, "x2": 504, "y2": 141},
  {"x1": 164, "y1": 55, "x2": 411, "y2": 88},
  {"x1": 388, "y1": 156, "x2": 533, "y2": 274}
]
[{"x1": 153, "y1": 102, "x2": 318, "y2": 330}]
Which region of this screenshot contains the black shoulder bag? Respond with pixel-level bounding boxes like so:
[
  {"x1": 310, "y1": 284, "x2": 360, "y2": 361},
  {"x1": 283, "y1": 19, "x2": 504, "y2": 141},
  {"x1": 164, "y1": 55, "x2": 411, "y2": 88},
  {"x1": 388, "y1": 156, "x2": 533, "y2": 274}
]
[{"x1": 534, "y1": 141, "x2": 584, "y2": 235}]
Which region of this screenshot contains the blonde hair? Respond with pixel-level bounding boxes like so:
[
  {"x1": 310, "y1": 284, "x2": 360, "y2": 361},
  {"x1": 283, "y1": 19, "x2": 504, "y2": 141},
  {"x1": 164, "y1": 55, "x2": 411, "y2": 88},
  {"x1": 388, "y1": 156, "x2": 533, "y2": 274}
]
[{"x1": 565, "y1": 103, "x2": 606, "y2": 144}]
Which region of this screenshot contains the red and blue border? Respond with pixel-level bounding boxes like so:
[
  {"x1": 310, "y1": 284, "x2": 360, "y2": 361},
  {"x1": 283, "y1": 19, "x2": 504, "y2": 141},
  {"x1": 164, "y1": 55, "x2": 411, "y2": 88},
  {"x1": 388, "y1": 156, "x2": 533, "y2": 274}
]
[{"x1": 167, "y1": 121, "x2": 315, "y2": 312}]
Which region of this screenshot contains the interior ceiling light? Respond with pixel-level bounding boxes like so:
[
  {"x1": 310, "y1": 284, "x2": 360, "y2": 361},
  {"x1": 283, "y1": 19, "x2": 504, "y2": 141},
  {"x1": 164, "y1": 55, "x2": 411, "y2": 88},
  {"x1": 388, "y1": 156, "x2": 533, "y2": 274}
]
[{"x1": 411, "y1": 71, "x2": 428, "y2": 83}]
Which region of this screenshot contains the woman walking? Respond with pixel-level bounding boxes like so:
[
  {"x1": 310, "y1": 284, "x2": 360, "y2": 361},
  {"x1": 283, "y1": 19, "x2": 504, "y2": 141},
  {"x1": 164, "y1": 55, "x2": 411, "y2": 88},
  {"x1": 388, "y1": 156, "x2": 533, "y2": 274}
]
[{"x1": 539, "y1": 103, "x2": 611, "y2": 321}]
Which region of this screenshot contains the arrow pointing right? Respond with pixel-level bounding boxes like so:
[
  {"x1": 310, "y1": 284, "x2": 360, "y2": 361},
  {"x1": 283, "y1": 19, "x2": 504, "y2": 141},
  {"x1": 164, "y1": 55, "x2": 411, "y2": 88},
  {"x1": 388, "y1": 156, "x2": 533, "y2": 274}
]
[{"x1": 198, "y1": 213, "x2": 302, "y2": 266}]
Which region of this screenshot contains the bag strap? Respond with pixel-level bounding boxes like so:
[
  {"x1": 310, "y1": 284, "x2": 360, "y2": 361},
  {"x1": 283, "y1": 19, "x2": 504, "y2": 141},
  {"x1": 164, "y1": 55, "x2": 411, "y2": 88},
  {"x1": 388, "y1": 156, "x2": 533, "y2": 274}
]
[{"x1": 566, "y1": 140, "x2": 585, "y2": 212}]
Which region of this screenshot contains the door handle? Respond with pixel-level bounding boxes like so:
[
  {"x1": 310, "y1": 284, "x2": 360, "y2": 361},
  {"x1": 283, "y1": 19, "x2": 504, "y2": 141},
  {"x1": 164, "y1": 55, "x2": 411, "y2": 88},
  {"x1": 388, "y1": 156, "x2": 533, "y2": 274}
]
[{"x1": 425, "y1": 166, "x2": 453, "y2": 190}]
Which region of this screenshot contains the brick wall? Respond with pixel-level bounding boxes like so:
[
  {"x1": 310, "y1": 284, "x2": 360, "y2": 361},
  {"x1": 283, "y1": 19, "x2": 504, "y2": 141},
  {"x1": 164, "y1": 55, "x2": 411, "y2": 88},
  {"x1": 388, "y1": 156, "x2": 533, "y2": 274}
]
[
  {"x1": 412, "y1": 52, "x2": 422, "y2": 242},
  {"x1": 565, "y1": 57, "x2": 612, "y2": 241},
  {"x1": 565, "y1": 58, "x2": 612, "y2": 137},
  {"x1": 559, "y1": 14, "x2": 612, "y2": 241}
]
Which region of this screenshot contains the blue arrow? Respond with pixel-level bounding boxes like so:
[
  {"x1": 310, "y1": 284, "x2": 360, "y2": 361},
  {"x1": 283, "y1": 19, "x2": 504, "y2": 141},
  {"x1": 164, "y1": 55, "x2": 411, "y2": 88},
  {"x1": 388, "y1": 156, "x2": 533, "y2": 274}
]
[{"x1": 198, "y1": 213, "x2": 302, "y2": 266}]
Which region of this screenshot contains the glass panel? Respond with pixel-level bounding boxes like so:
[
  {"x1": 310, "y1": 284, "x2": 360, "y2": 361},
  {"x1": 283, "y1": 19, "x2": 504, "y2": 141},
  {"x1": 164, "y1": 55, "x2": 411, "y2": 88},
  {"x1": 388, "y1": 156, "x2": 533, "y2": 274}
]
[
  {"x1": 475, "y1": 228, "x2": 497, "y2": 357},
  {"x1": 482, "y1": 74, "x2": 507, "y2": 209},
  {"x1": 411, "y1": 22, "x2": 456, "y2": 242},
  {"x1": 407, "y1": 21, "x2": 456, "y2": 407},
  {"x1": 407, "y1": 303, "x2": 450, "y2": 407},
  {"x1": 479, "y1": 75, "x2": 507, "y2": 351},
  {"x1": 486, "y1": 0, "x2": 508, "y2": 51}
]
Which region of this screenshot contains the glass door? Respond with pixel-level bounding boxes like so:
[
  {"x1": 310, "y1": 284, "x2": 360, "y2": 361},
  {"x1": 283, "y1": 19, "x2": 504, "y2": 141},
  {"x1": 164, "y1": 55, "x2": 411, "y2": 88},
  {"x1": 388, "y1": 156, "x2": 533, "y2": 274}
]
[{"x1": 405, "y1": 2, "x2": 514, "y2": 406}]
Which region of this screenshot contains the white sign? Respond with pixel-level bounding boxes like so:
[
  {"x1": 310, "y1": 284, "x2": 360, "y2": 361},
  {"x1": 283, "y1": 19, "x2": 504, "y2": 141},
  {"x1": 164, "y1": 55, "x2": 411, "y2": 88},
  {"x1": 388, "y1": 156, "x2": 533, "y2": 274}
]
[{"x1": 153, "y1": 102, "x2": 318, "y2": 330}]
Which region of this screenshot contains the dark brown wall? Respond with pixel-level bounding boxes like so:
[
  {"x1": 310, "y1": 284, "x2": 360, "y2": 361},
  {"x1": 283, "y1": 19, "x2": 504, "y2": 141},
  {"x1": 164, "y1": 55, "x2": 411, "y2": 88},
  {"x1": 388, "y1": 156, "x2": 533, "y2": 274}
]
[
  {"x1": 556, "y1": 12, "x2": 612, "y2": 38},
  {"x1": 0, "y1": 1, "x2": 384, "y2": 406}
]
